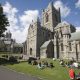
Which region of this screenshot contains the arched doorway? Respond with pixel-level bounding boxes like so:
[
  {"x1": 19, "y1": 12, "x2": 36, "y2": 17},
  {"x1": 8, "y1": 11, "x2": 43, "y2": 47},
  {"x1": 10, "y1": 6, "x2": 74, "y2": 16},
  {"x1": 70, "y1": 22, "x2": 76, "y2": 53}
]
[{"x1": 46, "y1": 42, "x2": 54, "y2": 58}]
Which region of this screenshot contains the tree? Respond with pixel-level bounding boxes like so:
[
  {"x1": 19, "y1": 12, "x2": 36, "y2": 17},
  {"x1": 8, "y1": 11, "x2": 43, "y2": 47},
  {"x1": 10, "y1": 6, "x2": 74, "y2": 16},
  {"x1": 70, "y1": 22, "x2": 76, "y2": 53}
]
[{"x1": 0, "y1": 4, "x2": 9, "y2": 37}]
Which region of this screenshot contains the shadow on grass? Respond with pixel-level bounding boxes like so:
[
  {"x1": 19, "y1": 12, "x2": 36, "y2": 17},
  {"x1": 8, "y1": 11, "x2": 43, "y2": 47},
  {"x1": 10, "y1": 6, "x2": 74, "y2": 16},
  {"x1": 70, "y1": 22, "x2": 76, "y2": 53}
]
[{"x1": 0, "y1": 58, "x2": 19, "y2": 66}]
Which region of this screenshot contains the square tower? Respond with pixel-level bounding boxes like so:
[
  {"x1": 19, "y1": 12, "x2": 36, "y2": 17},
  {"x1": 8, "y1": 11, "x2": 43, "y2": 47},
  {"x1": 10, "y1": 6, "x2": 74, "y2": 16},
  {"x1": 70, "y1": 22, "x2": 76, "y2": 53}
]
[{"x1": 41, "y1": 2, "x2": 61, "y2": 32}]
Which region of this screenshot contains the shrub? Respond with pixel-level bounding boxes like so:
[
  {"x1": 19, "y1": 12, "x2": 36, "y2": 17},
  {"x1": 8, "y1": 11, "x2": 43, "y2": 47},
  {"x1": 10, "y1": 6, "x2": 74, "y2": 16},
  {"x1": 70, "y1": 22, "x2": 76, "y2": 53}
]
[
  {"x1": 15, "y1": 56, "x2": 18, "y2": 59},
  {"x1": 19, "y1": 56, "x2": 23, "y2": 59},
  {"x1": 9, "y1": 56, "x2": 17, "y2": 63},
  {"x1": 2, "y1": 55, "x2": 8, "y2": 58},
  {"x1": 27, "y1": 57, "x2": 37, "y2": 64},
  {"x1": 2, "y1": 55, "x2": 6, "y2": 57},
  {"x1": 0, "y1": 58, "x2": 8, "y2": 65}
]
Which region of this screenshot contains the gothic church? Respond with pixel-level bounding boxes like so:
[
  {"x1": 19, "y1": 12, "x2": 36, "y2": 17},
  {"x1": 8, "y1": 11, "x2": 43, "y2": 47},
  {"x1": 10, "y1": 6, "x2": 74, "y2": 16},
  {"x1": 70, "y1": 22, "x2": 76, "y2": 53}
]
[{"x1": 24, "y1": 2, "x2": 80, "y2": 61}]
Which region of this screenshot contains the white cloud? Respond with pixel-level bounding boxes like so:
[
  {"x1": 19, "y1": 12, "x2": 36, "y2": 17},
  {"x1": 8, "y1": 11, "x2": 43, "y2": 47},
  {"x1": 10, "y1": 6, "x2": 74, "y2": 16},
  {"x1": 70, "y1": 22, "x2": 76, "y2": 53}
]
[
  {"x1": 75, "y1": 0, "x2": 80, "y2": 8},
  {"x1": 3, "y1": 2, "x2": 39, "y2": 43},
  {"x1": 76, "y1": 27, "x2": 80, "y2": 32},
  {"x1": 3, "y1": 2, "x2": 19, "y2": 32},
  {"x1": 54, "y1": 0, "x2": 71, "y2": 18},
  {"x1": 19, "y1": 10, "x2": 38, "y2": 27}
]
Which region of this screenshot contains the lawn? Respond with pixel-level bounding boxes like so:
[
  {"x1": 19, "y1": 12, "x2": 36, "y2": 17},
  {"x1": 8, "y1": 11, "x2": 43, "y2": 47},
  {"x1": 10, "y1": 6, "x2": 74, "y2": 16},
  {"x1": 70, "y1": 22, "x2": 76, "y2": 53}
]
[{"x1": 5, "y1": 59, "x2": 80, "y2": 80}]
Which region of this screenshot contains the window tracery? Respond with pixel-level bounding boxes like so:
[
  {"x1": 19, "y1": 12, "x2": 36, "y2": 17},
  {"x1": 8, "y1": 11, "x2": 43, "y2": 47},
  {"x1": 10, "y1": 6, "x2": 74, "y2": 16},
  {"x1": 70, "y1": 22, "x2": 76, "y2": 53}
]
[{"x1": 45, "y1": 12, "x2": 49, "y2": 22}]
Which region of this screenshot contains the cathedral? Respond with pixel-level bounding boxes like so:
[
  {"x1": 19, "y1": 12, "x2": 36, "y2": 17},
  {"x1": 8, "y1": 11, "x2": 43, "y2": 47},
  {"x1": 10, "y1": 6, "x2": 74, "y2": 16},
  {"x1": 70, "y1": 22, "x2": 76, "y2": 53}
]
[{"x1": 23, "y1": 2, "x2": 80, "y2": 61}]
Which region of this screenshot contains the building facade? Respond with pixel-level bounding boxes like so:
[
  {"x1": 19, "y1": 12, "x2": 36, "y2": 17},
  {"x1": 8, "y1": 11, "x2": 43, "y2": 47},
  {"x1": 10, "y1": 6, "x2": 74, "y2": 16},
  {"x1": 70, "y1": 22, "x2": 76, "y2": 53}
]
[
  {"x1": 0, "y1": 31, "x2": 23, "y2": 53},
  {"x1": 25, "y1": 2, "x2": 80, "y2": 61}
]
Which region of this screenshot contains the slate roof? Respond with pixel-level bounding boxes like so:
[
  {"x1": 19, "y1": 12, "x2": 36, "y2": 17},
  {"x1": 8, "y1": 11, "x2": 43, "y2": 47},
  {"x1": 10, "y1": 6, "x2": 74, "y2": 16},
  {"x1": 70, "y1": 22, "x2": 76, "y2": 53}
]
[
  {"x1": 40, "y1": 40, "x2": 53, "y2": 48},
  {"x1": 4, "y1": 40, "x2": 11, "y2": 44},
  {"x1": 13, "y1": 43, "x2": 23, "y2": 47},
  {"x1": 55, "y1": 21, "x2": 76, "y2": 35},
  {"x1": 62, "y1": 28, "x2": 70, "y2": 35},
  {"x1": 69, "y1": 31, "x2": 80, "y2": 41},
  {"x1": 55, "y1": 21, "x2": 70, "y2": 29}
]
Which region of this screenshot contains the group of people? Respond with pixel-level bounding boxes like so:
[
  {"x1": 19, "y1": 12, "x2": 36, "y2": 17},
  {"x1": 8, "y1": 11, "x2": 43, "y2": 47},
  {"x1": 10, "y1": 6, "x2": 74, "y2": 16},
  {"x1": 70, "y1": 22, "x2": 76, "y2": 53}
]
[
  {"x1": 27, "y1": 57, "x2": 80, "y2": 80},
  {"x1": 59, "y1": 59, "x2": 80, "y2": 80},
  {"x1": 59, "y1": 59, "x2": 65, "y2": 66},
  {"x1": 37, "y1": 61, "x2": 54, "y2": 69},
  {"x1": 59, "y1": 59, "x2": 80, "y2": 69},
  {"x1": 27, "y1": 57, "x2": 54, "y2": 69}
]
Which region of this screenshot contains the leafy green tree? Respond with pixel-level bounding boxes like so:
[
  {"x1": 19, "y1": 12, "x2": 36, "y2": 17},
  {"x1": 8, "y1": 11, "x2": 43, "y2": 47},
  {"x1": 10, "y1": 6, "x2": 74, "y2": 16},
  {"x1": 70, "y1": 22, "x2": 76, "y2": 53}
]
[{"x1": 0, "y1": 4, "x2": 9, "y2": 37}]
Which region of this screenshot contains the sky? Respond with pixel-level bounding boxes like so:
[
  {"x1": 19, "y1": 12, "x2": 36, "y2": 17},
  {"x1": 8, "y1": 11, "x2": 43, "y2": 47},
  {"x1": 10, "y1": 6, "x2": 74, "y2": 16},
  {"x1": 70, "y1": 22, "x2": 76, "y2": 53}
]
[{"x1": 0, "y1": 0, "x2": 80, "y2": 43}]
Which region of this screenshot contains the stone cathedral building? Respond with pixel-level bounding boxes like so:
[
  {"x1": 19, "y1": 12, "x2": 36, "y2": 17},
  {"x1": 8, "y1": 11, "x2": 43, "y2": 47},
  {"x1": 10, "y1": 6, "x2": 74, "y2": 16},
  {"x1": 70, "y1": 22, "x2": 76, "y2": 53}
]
[
  {"x1": 0, "y1": 31, "x2": 23, "y2": 53},
  {"x1": 24, "y1": 2, "x2": 80, "y2": 61}
]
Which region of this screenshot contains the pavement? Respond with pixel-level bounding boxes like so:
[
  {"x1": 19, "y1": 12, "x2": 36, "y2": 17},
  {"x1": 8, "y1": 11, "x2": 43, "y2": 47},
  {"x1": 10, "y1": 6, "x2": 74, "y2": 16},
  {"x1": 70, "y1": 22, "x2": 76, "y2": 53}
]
[{"x1": 0, "y1": 66, "x2": 41, "y2": 80}]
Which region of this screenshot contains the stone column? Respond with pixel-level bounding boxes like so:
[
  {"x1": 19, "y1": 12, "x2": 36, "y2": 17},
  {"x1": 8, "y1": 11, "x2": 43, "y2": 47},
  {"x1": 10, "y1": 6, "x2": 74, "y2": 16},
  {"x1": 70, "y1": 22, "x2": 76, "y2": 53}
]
[{"x1": 54, "y1": 39, "x2": 57, "y2": 58}]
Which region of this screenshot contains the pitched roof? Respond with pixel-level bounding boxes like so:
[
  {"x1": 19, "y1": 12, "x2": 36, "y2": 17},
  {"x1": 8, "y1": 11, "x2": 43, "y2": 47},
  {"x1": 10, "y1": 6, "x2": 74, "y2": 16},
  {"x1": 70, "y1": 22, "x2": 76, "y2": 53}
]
[
  {"x1": 13, "y1": 43, "x2": 23, "y2": 47},
  {"x1": 55, "y1": 21, "x2": 70, "y2": 29},
  {"x1": 4, "y1": 40, "x2": 11, "y2": 44},
  {"x1": 40, "y1": 40, "x2": 53, "y2": 48},
  {"x1": 69, "y1": 31, "x2": 80, "y2": 41}
]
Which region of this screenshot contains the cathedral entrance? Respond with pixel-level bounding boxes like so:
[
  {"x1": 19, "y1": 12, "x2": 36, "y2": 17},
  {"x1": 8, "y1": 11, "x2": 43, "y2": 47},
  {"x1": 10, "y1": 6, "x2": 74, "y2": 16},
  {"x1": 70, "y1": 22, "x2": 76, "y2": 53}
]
[
  {"x1": 46, "y1": 41, "x2": 54, "y2": 58},
  {"x1": 40, "y1": 40, "x2": 54, "y2": 58},
  {"x1": 30, "y1": 48, "x2": 32, "y2": 55},
  {"x1": 46, "y1": 46, "x2": 54, "y2": 58}
]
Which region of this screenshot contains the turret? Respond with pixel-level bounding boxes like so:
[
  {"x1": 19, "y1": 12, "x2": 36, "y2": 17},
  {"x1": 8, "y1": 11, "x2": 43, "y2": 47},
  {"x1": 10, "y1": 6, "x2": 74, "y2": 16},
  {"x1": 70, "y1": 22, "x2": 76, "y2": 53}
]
[{"x1": 6, "y1": 31, "x2": 12, "y2": 39}]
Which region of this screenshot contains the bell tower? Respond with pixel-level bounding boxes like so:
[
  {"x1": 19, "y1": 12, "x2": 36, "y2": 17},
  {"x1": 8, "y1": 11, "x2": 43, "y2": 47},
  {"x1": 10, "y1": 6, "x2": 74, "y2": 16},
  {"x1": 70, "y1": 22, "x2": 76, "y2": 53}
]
[{"x1": 41, "y1": 2, "x2": 61, "y2": 32}]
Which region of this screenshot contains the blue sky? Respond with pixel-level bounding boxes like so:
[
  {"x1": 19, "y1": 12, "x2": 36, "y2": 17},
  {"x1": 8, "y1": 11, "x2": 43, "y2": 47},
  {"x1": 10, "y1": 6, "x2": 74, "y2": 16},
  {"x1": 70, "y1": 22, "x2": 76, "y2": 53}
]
[{"x1": 0, "y1": 0, "x2": 80, "y2": 43}]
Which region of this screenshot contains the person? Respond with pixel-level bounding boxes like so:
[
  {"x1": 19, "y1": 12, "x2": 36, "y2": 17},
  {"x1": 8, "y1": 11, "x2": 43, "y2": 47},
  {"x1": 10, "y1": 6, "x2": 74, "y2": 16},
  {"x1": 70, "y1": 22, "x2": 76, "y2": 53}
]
[
  {"x1": 44, "y1": 61, "x2": 48, "y2": 67},
  {"x1": 49, "y1": 62, "x2": 54, "y2": 68},
  {"x1": 37, "y1": 62, "x2": 42, "y2": 69},
  {"x1": 32, "y1": 60, "x2": 37, "y2": 65},
  {"x1": 75, "y1": 72, "x2": 80, "y2": 80},
  {"x1": 37, "y1": 62, "x2": 44, "y2": 69},
  {"x1": 60, "y1": 60, "x2": 65, "y2": 66},
  {"x1": 69, "y1": 68, "x2": 75, "y2": 80},
  {"x1": 79, "y1": 72, "x2": 80, "y2": 75},
  {"x1": 72, "y1": 62, "x2": 78, "y2": 68},
  {"x1": 41, "y1": 61, "x2": 45, "y2": 68}
]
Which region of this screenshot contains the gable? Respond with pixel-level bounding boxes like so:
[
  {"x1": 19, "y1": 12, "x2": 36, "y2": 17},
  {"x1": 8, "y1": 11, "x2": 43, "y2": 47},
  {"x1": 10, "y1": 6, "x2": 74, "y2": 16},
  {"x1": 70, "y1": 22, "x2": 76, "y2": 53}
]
[{"x1": 40, "y1": 40, "x2": 53, "y2": 49}]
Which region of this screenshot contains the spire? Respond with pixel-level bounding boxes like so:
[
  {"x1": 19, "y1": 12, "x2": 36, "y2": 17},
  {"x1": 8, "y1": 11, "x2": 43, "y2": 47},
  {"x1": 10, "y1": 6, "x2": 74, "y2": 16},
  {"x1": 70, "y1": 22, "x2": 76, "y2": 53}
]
[
  {"x1": 6, "y1": 31, "x2": 12, "y2": 38},
  {"x1": 48, "y1": 1, "x2": 53, "y2": 8}
]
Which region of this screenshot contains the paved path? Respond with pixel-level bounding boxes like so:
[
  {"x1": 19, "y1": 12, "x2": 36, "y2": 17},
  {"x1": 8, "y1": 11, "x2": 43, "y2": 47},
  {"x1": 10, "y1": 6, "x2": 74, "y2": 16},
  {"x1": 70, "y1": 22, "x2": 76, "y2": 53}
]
[{"x1": 0, "y1": 66, "x2": 41, "y2": 80}]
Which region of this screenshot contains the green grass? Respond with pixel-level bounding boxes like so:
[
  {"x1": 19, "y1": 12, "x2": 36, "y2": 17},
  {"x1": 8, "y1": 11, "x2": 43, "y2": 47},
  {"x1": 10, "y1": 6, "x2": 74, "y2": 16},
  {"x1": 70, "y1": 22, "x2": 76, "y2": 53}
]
[{"x1": 5, "y1": 59, "x2": 80, "y2": 80}]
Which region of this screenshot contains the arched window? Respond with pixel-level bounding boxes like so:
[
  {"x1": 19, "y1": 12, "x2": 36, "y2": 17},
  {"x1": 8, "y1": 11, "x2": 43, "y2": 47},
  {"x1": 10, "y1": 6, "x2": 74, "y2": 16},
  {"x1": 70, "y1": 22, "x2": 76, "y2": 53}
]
[
  {"x1": 30, "y1": 48, "x2": 32, "y2": 55},
  {"x1": 45, "y1": 12, "x2": 49, "y2": 22},
  {"x1": 69, "y1": 43, "x2": 72, "y2": 51},
  {"x1": 61, "y1": 43, "x2": 64, "y2": 51},
  {"x1": 31, "y1": 24, "x2": 33, "y2": 28},
  {"x1": 59, "y1": 28, "x2": 63, "y2": 37}
]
